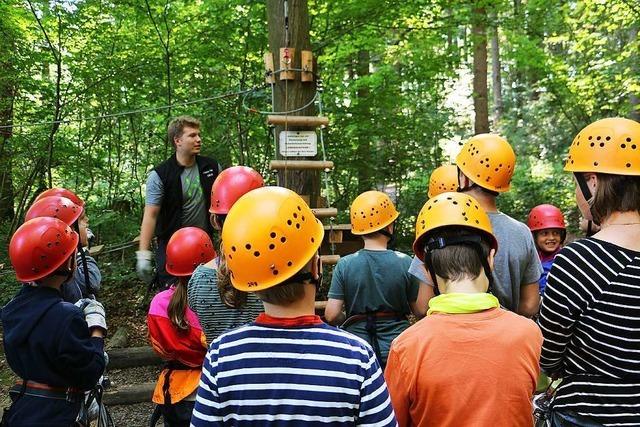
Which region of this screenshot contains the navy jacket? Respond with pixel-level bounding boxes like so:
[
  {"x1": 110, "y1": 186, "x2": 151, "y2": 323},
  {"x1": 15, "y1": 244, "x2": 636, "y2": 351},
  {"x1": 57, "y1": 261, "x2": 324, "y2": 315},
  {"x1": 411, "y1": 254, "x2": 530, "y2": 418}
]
[{"x1": 1, "y1": 285, "x2": 105, "y2": 426}]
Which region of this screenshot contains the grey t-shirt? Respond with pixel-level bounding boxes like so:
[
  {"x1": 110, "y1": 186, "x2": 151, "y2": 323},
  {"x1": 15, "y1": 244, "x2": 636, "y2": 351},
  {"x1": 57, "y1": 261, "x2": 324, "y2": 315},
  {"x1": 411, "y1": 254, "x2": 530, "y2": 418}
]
[
  {"x1": 408, "y1": 212, "x2": 542, "y2": 313},
  {"x1": 145, "y1": 165, "x2": 208, "y2": 230}
]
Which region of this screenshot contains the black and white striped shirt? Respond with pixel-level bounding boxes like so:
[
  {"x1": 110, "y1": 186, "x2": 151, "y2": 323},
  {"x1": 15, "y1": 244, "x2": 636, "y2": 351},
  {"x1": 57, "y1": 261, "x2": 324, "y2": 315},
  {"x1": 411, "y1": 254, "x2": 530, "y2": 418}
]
[{"x1": 539, "y1": 238, "x2": 640, "y2": 426}]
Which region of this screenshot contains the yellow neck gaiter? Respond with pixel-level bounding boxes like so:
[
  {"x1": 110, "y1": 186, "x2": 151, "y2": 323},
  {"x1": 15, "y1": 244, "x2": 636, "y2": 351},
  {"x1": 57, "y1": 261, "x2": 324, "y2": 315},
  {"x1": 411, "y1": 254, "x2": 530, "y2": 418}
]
[{"x1": 427, "y1": 292, "x2": 500, "y2": 316}]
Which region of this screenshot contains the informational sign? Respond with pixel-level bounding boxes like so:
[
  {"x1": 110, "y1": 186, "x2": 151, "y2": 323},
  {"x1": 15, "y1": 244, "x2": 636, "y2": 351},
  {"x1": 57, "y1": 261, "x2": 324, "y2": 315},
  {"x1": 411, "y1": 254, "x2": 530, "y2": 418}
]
[{"x1": 279, "y1": 131, "x2": 318, "y2": 157}]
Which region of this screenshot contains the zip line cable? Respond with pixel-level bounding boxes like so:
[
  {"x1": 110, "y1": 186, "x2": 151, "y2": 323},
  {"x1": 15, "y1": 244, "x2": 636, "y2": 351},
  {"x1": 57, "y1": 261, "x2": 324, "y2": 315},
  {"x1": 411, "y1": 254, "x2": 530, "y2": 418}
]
[{"x1": 0, "y1": 85, "x2": 266, "y2": 130}]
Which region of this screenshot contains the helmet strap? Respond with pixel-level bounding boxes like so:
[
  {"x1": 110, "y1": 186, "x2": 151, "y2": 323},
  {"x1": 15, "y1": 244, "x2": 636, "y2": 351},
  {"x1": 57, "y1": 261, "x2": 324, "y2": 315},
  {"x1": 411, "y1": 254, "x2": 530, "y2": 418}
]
[
  {"x1": 422, "y1": 235, "x2": 494, "y2": 297},
  {"x1": 378, "y1": 226, "x2": 396, "y2": 249},
  {"x1": 574, "y1": 173, "x2": 598, "y2": 225}
]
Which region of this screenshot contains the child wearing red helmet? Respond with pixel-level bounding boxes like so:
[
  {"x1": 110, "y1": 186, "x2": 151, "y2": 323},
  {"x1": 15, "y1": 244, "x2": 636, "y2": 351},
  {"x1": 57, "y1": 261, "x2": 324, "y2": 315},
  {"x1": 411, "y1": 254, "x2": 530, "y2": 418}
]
[
  {"x1": 147, "y1": 227, "x2": 216, "y2": 426},
  {"x1": 527, "y1": 204, "x2": 566, "y2": 295},
  {"x1": 1, "y1": 217, "x2": 106, "y2": 426}
]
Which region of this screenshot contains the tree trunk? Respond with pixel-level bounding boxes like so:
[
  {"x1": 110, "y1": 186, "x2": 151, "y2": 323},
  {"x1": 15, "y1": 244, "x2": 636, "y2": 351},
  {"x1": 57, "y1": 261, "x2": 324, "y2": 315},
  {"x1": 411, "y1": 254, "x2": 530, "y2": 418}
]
[
  {"x1": 630, "y1": 25, "x2": 640, "y2": 122},
  {"x1": 491, "y1": 20, "x2": 503, "y2": 125},
  {"x1": 472, "y1": 3, "x2": 489, "y2": 134},
  {"x1": 266, "y1": 0, "x2": 319, "y2": 204},
  {"x1": 0, "y1": 72, "x2": 15, "y2": 222},
  {"x1": 355, "y1": 50, "x2": 372, "y2": 194}
]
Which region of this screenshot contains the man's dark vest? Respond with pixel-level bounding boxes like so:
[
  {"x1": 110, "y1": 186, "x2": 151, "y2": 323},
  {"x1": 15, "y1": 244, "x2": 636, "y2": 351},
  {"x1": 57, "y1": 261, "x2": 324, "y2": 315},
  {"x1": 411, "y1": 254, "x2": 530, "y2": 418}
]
[{"x1": 153, "y1": 154, "x2": 219, "y2": 241}]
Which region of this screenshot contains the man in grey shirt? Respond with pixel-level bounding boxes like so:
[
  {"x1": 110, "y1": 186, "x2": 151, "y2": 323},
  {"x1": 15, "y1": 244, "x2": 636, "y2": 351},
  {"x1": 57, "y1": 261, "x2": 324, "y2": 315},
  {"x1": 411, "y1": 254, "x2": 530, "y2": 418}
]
[
  {"x1": 136, "y1": 116, "x2": 220, "y2": 287},
  {"x1": 411, "y1": 134, "x2": 542, "y2": 318}
]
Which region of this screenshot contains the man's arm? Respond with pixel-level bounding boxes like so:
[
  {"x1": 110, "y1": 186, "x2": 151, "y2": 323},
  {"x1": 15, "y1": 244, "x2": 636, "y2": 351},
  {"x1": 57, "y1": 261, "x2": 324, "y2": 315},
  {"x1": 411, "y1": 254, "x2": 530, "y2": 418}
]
[
  {"x1": 518, "y1": 282, "x2": 540, "y2": 318},
  {"x1": 324, "y1": 299, "x2": 346, "y2": 326},
  {"x1": 139, "y1": 205, "x2": 160, "y2": 252}
]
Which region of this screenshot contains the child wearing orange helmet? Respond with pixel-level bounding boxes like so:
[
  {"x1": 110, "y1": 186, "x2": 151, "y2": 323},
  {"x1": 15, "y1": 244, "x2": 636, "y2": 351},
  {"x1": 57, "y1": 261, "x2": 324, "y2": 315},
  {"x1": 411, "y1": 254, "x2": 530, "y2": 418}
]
[
  {"x1": 191, "y1": 187, "x2": 396, "y2": 426},
  {"x1": 385, "y1": 192, "x2": 541, "y2": 427},
  {"x1": 147, "y1": 227, "x2": 216, "y2": 426},
  {"x1": 1, "y1": 217, "x2": 107, "y2": 426},
  {"x1": 527, "y1": 204, "x2": 566, "y2": 295},
  {"x1": 325, "y1": 191, "x2": 428, "y2": 368}
]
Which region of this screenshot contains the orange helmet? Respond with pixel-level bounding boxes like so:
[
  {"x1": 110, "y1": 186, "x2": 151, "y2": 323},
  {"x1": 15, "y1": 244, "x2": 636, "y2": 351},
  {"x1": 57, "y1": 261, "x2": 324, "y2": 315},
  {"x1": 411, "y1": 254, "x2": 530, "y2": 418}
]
[
  {"x1": 25, "y1": 196, "x2": 83, "y2": 226},
  {"x1": 221, "y1": 186, "x2": 324, "y2": 292},
  {"x1": 165, "y1": 227, "x2": 217, "y2": 277},
  {"x1": 456, "y1": 134, "x2": 516, "y2": 192},
  {"x1": 428, "y1": 165, "x2": 459, "y2": 198},
  {"x1": 35, "y1": 187, "x2": 85, "y2": 207},
  {"x1": 350, "y1": 191, "x2": 399, "y2": 235},
  {"x1": 413, "y1": 192, "x2": 497, "y2": 261},
  {"x1": 10, "y1": 217, "x2": 79, "y2": 282},
  {"x1": 565, "y1": 117, "x2": 640, "y2": 175},
  {"x1": 210, "y1": 166, "x2": 264, "y2": 214}
]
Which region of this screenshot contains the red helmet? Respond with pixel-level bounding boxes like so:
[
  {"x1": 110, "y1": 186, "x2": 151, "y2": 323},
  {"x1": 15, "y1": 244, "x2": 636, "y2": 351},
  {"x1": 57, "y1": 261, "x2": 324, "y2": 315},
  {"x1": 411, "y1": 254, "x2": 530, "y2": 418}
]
[
  {"x1": 210, "y1": 166, "x2": 264, "y2": 214},
  {"x1": 527, "y1": 204, "x2": 566, "y2": 232},
  {"x1": 165, "y1": 227, "x2": 217, "y2": 277},
  {"x1": 25, "y1": 196, "x2": 83, "y2": 226},
  {"x1": 10, "y1": 217, "x2": 79, "y2": 282},
  {"x1": 35, "y1": 187, "x2": 85, "y2": 207}
]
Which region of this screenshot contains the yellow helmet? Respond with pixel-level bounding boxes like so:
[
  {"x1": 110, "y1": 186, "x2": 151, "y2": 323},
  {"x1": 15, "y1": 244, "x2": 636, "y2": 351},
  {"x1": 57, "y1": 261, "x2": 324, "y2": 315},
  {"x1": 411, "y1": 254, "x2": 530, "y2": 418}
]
[
  {"x1": 565, "y1": 117, "x2": 640, "y2": 175},
  {"x1": 413, "y1": 192, "x2": 497, "y2": 261},
  {"x1": 350, "y1": 191, "x2": 399, "y2": 235},
  {"x1": 428, "y1": 165, "x2": 459, "y2": 198},
  {"x1": 221, "y1": 186, "x2": 324, "y2": 292},
  {"x1": 456, "y1": 134, "x2": 516, "y2": 192}
]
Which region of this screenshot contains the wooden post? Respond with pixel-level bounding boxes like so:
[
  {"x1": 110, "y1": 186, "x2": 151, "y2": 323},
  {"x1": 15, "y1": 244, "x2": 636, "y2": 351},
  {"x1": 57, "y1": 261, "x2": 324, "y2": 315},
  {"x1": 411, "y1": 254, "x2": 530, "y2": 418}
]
[
  {"x1": 266, "y1": 0, "x2": 319, "y2": 202},
  {"x1": 301, "y1": 50, "x2": 313, "y2": 82},
  {"x1": 264, "y1": 52, "x2": 275, "y2": 84}
]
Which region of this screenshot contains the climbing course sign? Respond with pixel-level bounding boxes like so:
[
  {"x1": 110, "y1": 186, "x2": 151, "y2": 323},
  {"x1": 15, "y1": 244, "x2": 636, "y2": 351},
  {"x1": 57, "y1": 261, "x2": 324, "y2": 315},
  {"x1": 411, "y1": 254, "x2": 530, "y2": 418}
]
[{"x1": 279, "y1": 131, "x2": 318, "y2": 157}]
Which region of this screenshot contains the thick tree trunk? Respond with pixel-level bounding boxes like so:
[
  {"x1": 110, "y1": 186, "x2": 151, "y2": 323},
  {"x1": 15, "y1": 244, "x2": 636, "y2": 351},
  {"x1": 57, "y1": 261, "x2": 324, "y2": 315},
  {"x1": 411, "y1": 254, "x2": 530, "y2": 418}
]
[
  {"x1": 472, "y1": 4, "x2": 490, "y2": 134},
  {"x1": 630, "y1": 25, "x2": 640, "y2": 122},
  {"x1": 355, "y1": 50, "x2": 372, "y2": 194},
  {"x1": 491, "y1": 22, "x2": 503, "y2": 125},
  {"x1": 266, "y1": 0, "x2": 319, "y2": 203}
]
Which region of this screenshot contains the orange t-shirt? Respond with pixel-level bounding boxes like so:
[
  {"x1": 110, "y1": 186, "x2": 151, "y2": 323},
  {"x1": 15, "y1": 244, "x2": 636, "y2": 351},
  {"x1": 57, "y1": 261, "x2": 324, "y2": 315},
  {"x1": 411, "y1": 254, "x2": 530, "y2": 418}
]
[{"x1": 384, "y1": 308, "x2": 541, "y2": 427}]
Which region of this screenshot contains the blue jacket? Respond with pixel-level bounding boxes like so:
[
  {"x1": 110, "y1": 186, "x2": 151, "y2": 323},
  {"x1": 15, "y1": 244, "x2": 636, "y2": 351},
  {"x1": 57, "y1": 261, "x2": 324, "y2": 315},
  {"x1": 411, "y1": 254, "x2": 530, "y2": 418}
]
[
  {"x1": 539, "y1": 258, "x2": 554, "y2": 295},
  {"x1": 1, "y1": 285, "x2": 105, "y2": 426},
  {"x1": 61, "y1": 251, "x2": 102, "y2": 303}
]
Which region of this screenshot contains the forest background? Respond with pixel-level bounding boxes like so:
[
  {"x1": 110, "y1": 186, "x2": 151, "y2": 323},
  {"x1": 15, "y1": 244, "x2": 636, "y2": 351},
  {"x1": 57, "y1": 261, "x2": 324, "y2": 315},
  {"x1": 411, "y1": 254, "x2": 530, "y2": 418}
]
[{"x1": 0, "y1": 0, "x2": 638, "y2": 306}]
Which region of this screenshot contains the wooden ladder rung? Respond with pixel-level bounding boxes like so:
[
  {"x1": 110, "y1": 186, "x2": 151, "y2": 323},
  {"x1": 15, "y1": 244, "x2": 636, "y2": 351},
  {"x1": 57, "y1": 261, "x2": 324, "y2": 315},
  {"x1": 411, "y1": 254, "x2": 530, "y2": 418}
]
[
  {"x1": 320, "y1": 255, "x2": 340, "y2": 265},
  {"x1": 270, "y1": 160, "x2": 334, "y2": 170},
  {"x1": 323, "y1": 224, "x2": 351, "y2": 231},
  {"x1": 267, "y1": 115, "x2": 329, "y2": 127},
  {"x1": 312, "y1": 208, "x2": 337, "y2": 218}
]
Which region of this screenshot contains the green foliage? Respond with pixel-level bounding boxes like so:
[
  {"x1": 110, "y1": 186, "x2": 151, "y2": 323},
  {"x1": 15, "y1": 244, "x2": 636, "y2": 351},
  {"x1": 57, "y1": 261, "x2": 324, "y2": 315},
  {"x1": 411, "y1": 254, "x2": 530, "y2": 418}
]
[{"x1": 0, "y1": 0, "x2": 638, "y2": 261}]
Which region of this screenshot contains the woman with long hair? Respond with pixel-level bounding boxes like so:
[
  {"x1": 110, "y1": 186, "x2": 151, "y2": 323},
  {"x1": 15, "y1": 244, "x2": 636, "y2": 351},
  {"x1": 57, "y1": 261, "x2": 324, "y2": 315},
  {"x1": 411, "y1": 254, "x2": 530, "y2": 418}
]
[
  {"x1": 187, "y1": 166, "x2": 264, "y2": 341},
  {"x1": 147, "y1": 227, "x2": 216, "y2": 426},
  {"x1": 538, "y1": 117, "x2": 640, "y2": 426}
]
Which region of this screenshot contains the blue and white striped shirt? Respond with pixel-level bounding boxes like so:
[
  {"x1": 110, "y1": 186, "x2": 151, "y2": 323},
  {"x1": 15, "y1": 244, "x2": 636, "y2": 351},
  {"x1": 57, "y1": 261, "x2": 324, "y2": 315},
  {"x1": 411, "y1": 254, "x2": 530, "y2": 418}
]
[{"x1": 191, "y1": 313, "x2": 397, "y2": 426}]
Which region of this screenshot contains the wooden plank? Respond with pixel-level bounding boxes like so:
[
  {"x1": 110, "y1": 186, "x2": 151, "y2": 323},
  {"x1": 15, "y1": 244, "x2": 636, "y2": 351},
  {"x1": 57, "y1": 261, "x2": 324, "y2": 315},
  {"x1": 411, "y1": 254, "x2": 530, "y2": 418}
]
[
  {"x1": 108, "y1": 346, "x2": 163, "y2": 369},
  {"x1": 264, "y1": 52, "x2": 275, "y2": 84},
  {"x1": 311, "y1": 207, "x2": 337, "y2": 218},
  {"x1": 267, "y1": 115, "x2": 329, "y2": 127},
  {"x1": 103, "y1": 382, "x2": 156, "y2": 406},
  {"x1": 328, "y1": 229, "x2": 343, "y2": 243},
  {"x1": 301, "y1": 50, "x2": 314, "y2": 82},
  {"x1": 270, "y1": 160, "x2": 333, "y2": 170},
  {"x1": 279, "y1": 47, "x2": 295, "y2": 80},
  {"x1": 320, "y1": 255, "x2": 340, "y2": 265}
]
